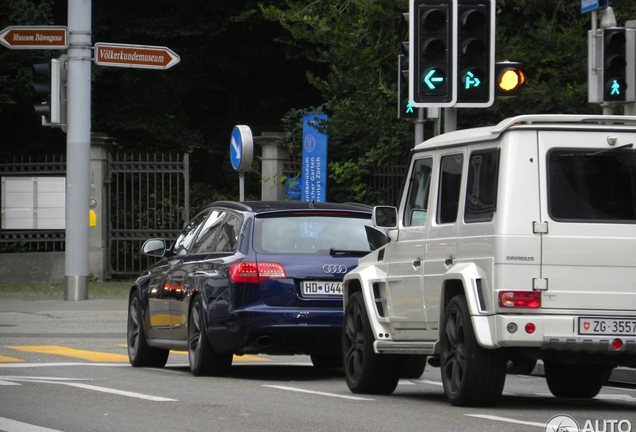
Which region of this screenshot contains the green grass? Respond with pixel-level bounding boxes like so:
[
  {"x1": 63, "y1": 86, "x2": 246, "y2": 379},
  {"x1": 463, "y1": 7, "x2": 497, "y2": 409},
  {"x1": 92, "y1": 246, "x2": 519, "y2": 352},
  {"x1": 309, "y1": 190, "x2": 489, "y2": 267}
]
[{"x1": 0, "y1": 280, "x2": 133, "y2": 300}]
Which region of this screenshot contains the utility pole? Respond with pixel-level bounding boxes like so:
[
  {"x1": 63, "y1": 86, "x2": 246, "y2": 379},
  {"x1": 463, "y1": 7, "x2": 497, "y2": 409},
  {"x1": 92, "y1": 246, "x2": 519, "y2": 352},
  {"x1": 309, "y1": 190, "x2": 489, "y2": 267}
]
[{"x1": 65, "y1": 0, "x2": 92, "y2": 300}]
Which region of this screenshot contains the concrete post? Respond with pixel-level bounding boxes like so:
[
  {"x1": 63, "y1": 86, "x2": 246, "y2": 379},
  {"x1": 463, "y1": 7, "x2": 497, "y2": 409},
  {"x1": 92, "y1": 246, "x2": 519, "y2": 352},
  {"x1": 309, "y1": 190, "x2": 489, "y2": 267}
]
[
  {"x1": 255, "y1": 132, "x2": 286, "y2": 201},
  {"x1": 89, "y1": 135, "x2": 114, "y2": 281}
]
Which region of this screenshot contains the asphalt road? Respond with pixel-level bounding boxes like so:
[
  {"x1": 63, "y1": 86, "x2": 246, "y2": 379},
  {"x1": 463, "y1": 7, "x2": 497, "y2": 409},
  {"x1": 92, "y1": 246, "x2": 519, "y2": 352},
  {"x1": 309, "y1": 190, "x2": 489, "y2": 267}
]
[{"x1": 1, "y1": 298, "x2": 635, "y2": 432}]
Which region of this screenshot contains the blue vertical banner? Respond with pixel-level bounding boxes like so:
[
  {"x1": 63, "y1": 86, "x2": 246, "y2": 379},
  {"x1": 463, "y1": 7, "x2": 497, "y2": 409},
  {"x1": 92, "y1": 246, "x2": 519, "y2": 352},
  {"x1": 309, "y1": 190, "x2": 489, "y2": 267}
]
[{"x1": 302, "y1": 113, "x2": 328, "y2": 202}]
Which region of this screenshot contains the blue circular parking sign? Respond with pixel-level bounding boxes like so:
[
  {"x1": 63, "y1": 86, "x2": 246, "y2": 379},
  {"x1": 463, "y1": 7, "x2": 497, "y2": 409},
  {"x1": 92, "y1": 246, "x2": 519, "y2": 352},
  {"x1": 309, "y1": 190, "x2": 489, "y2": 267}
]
[{"x1": 230, "y1": 125, "x2": 254, "y2": 172}]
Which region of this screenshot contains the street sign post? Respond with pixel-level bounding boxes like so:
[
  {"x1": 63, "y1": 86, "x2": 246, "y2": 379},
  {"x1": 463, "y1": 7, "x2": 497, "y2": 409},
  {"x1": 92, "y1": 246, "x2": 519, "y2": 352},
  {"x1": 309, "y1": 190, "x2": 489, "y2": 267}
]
[
  {"x1": 230, "y1": 125, "x2": 254, "y2": 202},
  {"x1": 94, "y1": 43, "x2": 180, "y2": 69},
  {"x1": 0, "y1": 26, "x2": 68, "y2": 49}
]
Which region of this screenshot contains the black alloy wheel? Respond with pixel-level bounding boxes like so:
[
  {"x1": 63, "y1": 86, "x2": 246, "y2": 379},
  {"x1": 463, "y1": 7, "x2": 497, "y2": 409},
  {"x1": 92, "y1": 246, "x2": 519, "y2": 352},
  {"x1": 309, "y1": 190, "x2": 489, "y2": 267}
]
[
  {"x1": 342, "y1": 292, "x2": 399, "y2": 394},
  {"x1": 188, "y1": 296, "x2": 232, "y2": 377},
  {"x1": 127, "y1": 291, "x2": 169, "y2": 368},
  {"x1": 441, "y1": 295, "x2": 506, "y2": 407}
]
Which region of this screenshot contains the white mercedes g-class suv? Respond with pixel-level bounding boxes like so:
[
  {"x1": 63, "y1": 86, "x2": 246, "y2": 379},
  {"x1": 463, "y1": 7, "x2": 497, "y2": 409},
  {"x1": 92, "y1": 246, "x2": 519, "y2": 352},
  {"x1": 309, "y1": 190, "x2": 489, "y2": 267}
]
[{"x1": 342, "y1": 114, "x2": 636, "y2": 407}]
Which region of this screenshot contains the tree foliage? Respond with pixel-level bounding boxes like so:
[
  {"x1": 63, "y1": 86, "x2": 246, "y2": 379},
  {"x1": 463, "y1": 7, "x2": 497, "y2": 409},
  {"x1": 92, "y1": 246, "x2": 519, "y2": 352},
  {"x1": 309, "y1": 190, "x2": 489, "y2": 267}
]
[{"x1": 1, "y1": 0, "x2": 636, "y2": 203}]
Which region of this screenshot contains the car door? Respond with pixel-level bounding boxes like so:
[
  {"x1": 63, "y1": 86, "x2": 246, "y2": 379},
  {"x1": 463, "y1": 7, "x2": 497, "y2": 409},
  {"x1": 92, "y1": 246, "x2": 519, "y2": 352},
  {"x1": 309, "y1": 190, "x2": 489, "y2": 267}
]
[
  {"x1": 424, "y1": 149, "x2": 465, "y2": 330},
  {"x1": 384, "y1": 155, "x2": 433, "y2": 338},
  {"x1": 168, "y1": 209, "x2": 230, "y2": 341},
  {"x1": 146, "y1": 210, "x2": 209, "y2": 341}
]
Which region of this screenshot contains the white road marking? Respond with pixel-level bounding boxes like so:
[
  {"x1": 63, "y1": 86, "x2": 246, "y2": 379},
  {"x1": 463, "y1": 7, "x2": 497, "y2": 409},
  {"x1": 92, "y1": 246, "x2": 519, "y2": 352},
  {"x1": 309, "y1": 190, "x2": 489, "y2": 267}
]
[
  {"x1": 0, "y1": 376, "x2": 177, "y2": 402},
  {"x1": 0, "y1": 362, "x2": 130, "y2": 368},
  {"x1": 0, "y1": 416, "x2": 66, "y2": 432},
  {"x1": 263, "y1": 385, "x2": 374, "y2": 401},
  {"x1": 465, "y1": 414, "x2": 545, "y2": 428},
  {"x1": 411, "y1": 378, "x2": 443, "y2": 386}
]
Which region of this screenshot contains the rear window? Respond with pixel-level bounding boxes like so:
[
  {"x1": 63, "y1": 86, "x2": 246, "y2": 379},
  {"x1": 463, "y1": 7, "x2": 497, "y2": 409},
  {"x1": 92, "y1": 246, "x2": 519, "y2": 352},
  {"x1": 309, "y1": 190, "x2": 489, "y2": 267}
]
[
  {"x1": 548, "y1": 149, "x2": 636, "y2": 222},
  {"x1": 253, "y1": 214, "x2": 387, "y2": 254}
]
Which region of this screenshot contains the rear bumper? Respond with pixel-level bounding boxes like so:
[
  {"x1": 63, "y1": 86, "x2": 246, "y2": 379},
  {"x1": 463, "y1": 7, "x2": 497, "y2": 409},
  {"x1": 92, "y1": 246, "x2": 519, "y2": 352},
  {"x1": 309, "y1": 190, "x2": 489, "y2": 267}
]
[
  {"x1": 206, "y1": 306, "x2": 343, "y2": 356},
  {"x1": 488, "y1": 314, "x2": 636, "y2": 355}
]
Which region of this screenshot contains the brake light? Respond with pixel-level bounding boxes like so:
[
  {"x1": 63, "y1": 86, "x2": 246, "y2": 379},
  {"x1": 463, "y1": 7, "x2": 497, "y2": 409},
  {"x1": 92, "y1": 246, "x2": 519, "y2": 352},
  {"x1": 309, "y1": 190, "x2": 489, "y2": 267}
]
[
  {"x1": 229, "y1": 262, "x2": 286, "y2": 283},
  {"x1": 499, "y1": 291, "x2": 541, "y2": 308}
]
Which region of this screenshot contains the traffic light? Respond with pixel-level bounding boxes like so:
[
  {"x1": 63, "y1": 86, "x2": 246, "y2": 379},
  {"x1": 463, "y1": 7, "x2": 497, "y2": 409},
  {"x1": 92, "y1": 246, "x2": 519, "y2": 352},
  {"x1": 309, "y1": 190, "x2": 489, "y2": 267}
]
[
  {"x1": 601, "y1": 28, "x2": 635, "y2": 102},
  {"x1": 455, "y1": 0, "x2": 495, "y2": 107},
  {"x1": 588, "y1": 27, "x2": 635, "y2": 103},
  {"x1": 495, "y1": 61, "x2": 524, "y2": 97},
  {"x1": 398, "y1": 55, "x2": 418, "y2": 119},
  {"x1": 410, "y1": 0, "x2": 456, "y2": 107},
  {"x1": 32, "y1": 59, "x2": 60, "y2": 125}
]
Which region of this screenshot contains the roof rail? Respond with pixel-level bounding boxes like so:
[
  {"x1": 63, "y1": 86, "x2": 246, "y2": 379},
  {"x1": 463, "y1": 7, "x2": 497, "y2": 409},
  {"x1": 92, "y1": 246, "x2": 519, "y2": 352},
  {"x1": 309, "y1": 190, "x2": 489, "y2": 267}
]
[{"x1": 490, "y1": 114, "x2": 636, "y2": 135}]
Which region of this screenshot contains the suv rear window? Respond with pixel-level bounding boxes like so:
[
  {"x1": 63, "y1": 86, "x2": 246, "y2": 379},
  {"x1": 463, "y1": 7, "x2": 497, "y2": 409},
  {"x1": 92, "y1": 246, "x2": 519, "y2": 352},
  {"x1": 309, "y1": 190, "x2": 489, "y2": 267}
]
[
  {"x1": 549, "y1": 149, "x2": 636, "y2": 222},
  {"x1": 253, "y1": 214, "x2": 386, "y2": 254}
]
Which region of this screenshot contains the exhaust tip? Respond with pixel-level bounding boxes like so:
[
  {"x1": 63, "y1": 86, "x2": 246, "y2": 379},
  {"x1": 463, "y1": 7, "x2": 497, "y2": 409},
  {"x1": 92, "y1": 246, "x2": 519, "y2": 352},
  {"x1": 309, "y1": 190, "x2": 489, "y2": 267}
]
[{"x1": 255, "y1": 335, "x2": 275, "y2": 348}]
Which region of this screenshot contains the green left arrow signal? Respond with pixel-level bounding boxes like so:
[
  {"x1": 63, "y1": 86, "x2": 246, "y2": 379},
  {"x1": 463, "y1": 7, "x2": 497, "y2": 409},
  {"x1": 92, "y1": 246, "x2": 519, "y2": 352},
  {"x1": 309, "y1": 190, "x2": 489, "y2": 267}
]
[{"x1": 423, "y1": 68, "x2": 446, "y2": 91}]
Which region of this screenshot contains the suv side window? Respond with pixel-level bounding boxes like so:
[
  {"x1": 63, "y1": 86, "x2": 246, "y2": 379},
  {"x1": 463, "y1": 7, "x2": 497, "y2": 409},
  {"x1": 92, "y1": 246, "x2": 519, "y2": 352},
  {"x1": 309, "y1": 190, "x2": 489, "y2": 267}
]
[
  {"x1": 404, "y1": 158, "x2": 433, "y2": 227},
  {"x1": 437, "y1": 154, "x2": 464, "y2": 224},
  {"x1": 190, "y1": 210, "x2": 227, "y2": 254},
  {"x1": 465, "y1": 149, "x2": 500, "y2": 222}
]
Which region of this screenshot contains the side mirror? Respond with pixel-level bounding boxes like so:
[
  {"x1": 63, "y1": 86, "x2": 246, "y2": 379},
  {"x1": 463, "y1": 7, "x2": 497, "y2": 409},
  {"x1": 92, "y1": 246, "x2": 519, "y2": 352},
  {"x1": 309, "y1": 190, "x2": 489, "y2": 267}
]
[
  {"x1": 373, "y1": 206, "x2": 398, "y2": 229},
  {"x1": 142, "y1": 238, "x2": 167, "y2": 257}
]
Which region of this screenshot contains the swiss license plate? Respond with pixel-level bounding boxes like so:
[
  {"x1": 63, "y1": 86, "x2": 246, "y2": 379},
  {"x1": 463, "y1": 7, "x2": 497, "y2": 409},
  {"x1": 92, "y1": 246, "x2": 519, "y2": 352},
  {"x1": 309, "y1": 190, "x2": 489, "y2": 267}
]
[
  {"x1": 578, "y1": 317, "x2": 636, "y2": 336},
  {"x1": 301, "y1": 281, "x2": 343, "y2": 296}
]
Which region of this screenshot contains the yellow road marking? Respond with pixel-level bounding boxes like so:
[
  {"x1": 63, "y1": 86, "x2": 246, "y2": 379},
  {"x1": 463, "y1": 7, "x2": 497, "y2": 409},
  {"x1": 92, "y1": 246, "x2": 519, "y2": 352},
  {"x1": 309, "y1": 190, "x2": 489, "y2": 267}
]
[
  {"x1": 169, "y1": 351, "x2": 271, "y2": 362},
  {"x1": 7, "y1": 345, "x2": 129, "y2": 363},
  {"x1": 0, "y1": 354, "x2": 24, "y2": 363},
  {"x1": 116, "y1": 344, "x2": 271, "y2": 362}
]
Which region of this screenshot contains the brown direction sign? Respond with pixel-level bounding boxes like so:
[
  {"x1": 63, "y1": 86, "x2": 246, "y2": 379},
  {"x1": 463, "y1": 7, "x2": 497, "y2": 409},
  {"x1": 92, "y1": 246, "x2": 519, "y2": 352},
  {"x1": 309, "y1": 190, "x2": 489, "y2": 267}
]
[
  {"x1": 0, "y1": 26, "x2": 68, "y2": 49},
  {"x1": 94, "y1": 43, "x2": 180, "y2": 70}
]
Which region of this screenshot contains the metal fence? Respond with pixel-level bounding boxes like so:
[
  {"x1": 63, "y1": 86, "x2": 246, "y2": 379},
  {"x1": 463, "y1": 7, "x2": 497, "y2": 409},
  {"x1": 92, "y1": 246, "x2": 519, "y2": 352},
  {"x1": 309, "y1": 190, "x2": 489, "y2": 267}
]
[
  {"x1": 2, "y1": 154, "x2": 402, "y2": 275},
  {"x1": 0, "y1": 154, "x2": 67, "y2": 252},
  {"x1": 107, "y1": 153, "x2": 189, "y2": 277},
  {"x1": 283, "y1": 162, "x2": 406, "y2": 206}
]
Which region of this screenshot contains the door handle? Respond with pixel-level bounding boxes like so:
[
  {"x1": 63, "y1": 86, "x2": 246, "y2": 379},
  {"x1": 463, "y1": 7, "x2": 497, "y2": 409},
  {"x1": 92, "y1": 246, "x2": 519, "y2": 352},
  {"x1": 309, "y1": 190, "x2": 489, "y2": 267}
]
[
  {"x1": 412, "y1": 258, "x2": 422, "y2": 269},
  {"x1": 444, "y1": 257, "x2": 454, "y2": 266}
]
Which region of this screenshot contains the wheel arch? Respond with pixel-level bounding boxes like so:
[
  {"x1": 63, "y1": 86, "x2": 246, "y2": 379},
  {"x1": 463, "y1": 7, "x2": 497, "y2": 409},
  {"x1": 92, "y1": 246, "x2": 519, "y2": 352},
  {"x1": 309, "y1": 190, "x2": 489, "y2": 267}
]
[{"x1": 440, "y1": 262, "x2": 497, "y2": 348}]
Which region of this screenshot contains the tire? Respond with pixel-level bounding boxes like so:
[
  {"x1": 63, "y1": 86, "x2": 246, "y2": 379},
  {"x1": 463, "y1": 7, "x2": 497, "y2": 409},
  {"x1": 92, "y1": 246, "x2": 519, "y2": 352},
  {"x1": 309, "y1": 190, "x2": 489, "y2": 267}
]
[
  {"x1": 127, "y1": 291, "x2": 169, "y2": 368},
  {"x1": 544, "y1": 362, "x2": 612, "y2": 398},
  {"x1": 440, "y1": 296, "x2": 506, "y2": 407},
  {"x1": 310, "y1": 354, "x2": 343, "y2": 368},
  {"x1": 507, "y1": 358, "x2": 537, "y2": 375},
  {"x1": 188, "y1": 296, "x2": 233, "y2": 377},
  {"x1": 342, "y1": 292, "x2": 399, "y2": 395},
  {"x1": 399, "y1": 355, "x2": 427, "y2": 379}
]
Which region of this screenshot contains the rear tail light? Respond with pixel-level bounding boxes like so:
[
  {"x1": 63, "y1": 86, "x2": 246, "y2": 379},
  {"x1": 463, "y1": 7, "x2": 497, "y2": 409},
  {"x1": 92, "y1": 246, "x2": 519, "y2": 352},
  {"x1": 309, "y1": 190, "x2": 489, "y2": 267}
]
[
  {"x1": 499, "y1": 291, "x2": 541, "y2": 308},
  {"x1": 230, "y1": 262, "x2": 286, "y2": 283}
]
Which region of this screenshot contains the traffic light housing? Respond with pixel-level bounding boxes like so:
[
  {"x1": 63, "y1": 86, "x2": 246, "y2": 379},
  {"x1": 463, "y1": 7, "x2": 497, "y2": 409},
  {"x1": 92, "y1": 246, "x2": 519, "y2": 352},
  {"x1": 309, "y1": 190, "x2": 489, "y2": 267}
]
[
  {"x1": 455, "y1": 0, "x2": 495, "y2": 107},
  {"x1": 410, "y1": 0, "x2": 456, "y2": 107},
  {"x1": 398, "y1": 55, "x2": 419, "y2": 119},
  {"x1": 588, "y1": 27, "x2": 635, "y2": 103},
  {"x1": 495, "y1": 61, "x2": 524, "y2": 97},
  {"x1": 32, "y1": 57, "x2": 66, "y2": 126}
]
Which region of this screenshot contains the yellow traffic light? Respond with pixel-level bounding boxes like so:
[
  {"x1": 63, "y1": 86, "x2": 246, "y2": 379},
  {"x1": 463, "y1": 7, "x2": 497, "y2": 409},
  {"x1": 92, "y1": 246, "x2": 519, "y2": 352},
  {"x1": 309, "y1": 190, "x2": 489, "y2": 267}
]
[
  {"x1": 499, "y1": 69, "x2": 524, "y2": 91},
  {"x1": 495, "y1": 61, "x2": 524, "y2": 97}
]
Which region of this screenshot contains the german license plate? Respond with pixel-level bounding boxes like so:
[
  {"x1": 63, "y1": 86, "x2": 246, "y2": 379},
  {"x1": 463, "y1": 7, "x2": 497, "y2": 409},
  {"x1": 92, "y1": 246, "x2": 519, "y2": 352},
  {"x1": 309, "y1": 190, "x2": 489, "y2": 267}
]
[
  {"x1": 578, "y1": 317, "x2": 636, "y2": 336},
  {"x1": 301, "y1": 281, "x2": 343, "y2": 296}
]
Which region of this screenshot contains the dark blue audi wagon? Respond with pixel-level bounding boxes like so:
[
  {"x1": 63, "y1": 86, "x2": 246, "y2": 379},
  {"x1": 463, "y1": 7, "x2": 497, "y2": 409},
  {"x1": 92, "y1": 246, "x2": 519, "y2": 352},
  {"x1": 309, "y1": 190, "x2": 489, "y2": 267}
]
[{"x1": 127, "y1": 200, "x2": 388, "y2": 376}]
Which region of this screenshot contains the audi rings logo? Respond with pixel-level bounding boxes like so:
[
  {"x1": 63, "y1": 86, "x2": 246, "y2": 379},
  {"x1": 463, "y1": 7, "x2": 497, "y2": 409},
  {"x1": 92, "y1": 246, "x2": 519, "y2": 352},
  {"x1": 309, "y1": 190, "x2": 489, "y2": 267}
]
[{"x1": 323, "y1": 264, "x2": 348, "y2": 274}]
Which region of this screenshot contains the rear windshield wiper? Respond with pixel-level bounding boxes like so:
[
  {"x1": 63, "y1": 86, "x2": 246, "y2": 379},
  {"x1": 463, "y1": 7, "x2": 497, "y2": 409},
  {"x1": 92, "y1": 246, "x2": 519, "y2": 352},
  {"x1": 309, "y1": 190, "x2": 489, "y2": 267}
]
[
  {"x1": 587, "y1": 143, "x2": 633, "y2": 156},
  {"x1": 329, "y1": 248, "x2": 370, "y2": 256}
]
